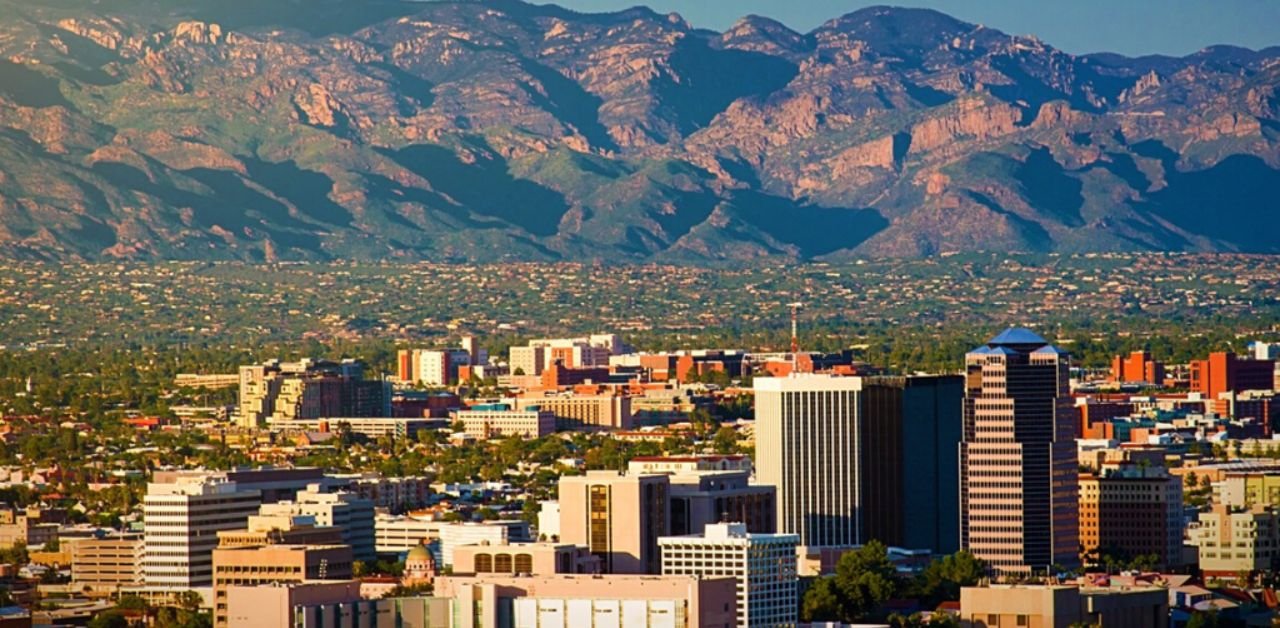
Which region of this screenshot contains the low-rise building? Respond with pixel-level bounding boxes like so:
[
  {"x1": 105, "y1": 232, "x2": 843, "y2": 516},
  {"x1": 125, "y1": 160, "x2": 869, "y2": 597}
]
[
  {"x1": 214, "y1": 513, "x2": 343, "y2": 549},
  {"x1": 282, "y1": 417, "x2": 446, "y2": 440},
  {"x1": 70, "y1": 534, "x2": 143, "y2": 595},
  {"x1": 438, "y1": 521, "x2": 531, "y2": 569},
  {"x1": 436, "y1": 573, "x2": 737, "y2": 628},
  {"x1": 224, "y1": 581, "x2": 453, "y2": 627},
  {"x1": 452, "y1": 542, "x2": 598, "y2": 576},
  {"x1": 1218, "y1": 470, "x2": 1280, "y2": 507},
  {"x1": 375, "y1": 514, "x2": 438, "y2": 555},
  {"x1": 958, "y1": 585, "x2": 1169, "y2": 628},
  {"x1": 517, "y1": 394, "x2": 634, "y2": 432},
  {"x1": 453, "y1": 404, "x2": 557, "y2": 439},
  {"x1": 212, "y1": 544, "x2": 353, "y2": 628},
  {"x1": 1190, "y1": 504, "x2": 1280, "y2": 577}
]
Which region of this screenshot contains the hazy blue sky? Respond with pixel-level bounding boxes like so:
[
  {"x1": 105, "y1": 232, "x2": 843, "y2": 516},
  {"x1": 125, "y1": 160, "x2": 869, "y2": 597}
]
[{"x1": 539, "y1": 0, "x2": 1280, "y2": 57}]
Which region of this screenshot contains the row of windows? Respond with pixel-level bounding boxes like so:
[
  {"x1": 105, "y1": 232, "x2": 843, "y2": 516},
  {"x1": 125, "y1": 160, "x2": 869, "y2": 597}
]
[{"x1": 472, "y1": 554, "x2": 534, "y2": 573}]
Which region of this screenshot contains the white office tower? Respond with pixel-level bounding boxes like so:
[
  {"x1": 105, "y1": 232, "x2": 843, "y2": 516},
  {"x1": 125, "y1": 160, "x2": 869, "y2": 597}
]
[
  {"x1": 659, "y1": 523, "x2": 798, "y2": 628},
  {"x1": 754, "y1": 375, "x2": 862, "y2": 547},
  {"x1": 142, "y1": 477, "x2": 261, "y2": 590}
]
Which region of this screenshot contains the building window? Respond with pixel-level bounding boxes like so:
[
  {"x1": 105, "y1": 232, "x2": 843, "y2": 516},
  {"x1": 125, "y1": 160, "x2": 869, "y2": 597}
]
[
  {"x1": 495, "y1": 554, "x2": 513, "y2": 573},
  {"x1": 589, "y1": 485, "x2": 610, "y2": 559},
  {"x1": 515, "y1": 554, "x2": 533, "y2": 573}
]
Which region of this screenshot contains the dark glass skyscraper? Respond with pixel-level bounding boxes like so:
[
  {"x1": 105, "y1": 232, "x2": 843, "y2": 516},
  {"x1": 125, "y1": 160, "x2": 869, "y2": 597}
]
[{"x1": 960, "y1": 328, "x2": 1079, "y2": 574}]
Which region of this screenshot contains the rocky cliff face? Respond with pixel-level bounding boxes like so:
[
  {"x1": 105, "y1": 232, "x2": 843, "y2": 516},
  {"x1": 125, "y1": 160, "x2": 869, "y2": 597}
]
[{"x1": 0, "y1": 0, "x2": 1277, "y2": 262}]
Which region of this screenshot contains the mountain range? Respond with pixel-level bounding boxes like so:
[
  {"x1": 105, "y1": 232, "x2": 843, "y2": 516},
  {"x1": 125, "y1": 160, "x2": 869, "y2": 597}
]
[{"x1": 0, "y1": 0, "x2": 1278, "y2": 261}]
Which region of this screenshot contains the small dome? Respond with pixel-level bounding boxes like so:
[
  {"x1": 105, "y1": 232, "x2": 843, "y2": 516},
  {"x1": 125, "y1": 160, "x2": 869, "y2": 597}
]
[{"x1": 406, "y1": 545, "x2": 430, "y2": 561}]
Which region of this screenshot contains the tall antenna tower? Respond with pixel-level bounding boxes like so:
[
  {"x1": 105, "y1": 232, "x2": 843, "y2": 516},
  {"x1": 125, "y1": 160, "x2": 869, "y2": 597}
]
[{"x1": 788, "y1": 302, "x2": 804, "y2": 371}]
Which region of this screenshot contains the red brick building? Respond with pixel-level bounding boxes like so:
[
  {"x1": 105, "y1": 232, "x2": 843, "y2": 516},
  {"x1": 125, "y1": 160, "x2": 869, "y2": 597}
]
[
  {"x1": 1190, "y1": 352, "x2": 1276, "y2": 399},
  {"x1": 1110, "y1": 351, "x2": 1165, "y2": 385}
]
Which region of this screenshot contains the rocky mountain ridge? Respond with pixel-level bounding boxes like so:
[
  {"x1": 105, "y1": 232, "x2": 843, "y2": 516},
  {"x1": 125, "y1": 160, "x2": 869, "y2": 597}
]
[{"x1": 0, "y1": 0, "x2": 1277, "y2": 261}]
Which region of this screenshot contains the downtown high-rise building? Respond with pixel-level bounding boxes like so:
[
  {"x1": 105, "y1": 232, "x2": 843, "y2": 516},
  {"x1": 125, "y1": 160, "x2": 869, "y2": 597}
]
[
  {"x1": 861, "y1": 375, "x2": 964, "y2": 554},
  {"x1": 755, "y1": 374, "x2": 962, "y2": 550},
  {"x1": 960, "y1": 328, "x2": 1079, "y2": 575},
  {"x1": 142, "y1": 477, "x2": 262, "y2": 591},
  {"x1": 755, "y1": 375, "x2": 863, "y2": 548},
  {"x1": 559, "y1": 471, "x2": 669, "y2": 574}
]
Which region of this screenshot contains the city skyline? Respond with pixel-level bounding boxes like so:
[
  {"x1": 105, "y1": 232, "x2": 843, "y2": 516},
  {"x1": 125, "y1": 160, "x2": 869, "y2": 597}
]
[{"x1": 0, "y1": 0, "x2": 1276, "y2": 624}]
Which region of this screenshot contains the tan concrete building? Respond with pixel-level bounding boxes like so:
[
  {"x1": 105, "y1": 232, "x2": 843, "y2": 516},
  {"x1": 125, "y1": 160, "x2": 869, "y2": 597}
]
[
  {"x1": 518, "y1": 394, "x2": 634, "y2": 431},
  {"x1": 453, "y1": 404, "x2": 557, "y2": 439},
  {"x1": 223, "y1": 580, "x2": 361, "y2": 627},
  {"x1": 559, "y1": 471, "x2": 669, "y2": 574},
  {"x1": 510, "y1": 345, "x2": 546, "y2": 377},
  {"x1": 510, "y1": 335, "x2": 626, "y2": 376},
  {"x1": 961, "y1": 329, "x2": 1079, "y2": 574},
  {"x1": 1218, "y1": 471, "x2": 1280, "y2": 507},
  {"x1": 1190, "y1": 504, "x2": 1280, "y2": 577},
  {"x1": 70, "y1": 535, "x2": 143, "y2": 595},
  {"x1": 257, "y1": 484, "x2": 377, "y2": 562},
  {"x1": 1078, "y1": 463, "x2": 1183, "y2": 569},
  {"x1": 959, "y1": 585, "x2": 1168, "y2": 628},
  {"x1": 215, "y1": 513, "x2": 344, "y2": 549},
  {"x1": 666, "y1": 470, "x2": 776, "y2": 536},
  {"x1": 436, "y1": 573, "x2": 736, "y2": 628},
  {"x1": 452, "y1": 542, "x2": 598, "y2": 576},
  {"x1": 227, "y1": 582, "x2": 451, "y2": 627},
  {"x1": 212, "y1": 544, "x2": 354, "y2": 628}
]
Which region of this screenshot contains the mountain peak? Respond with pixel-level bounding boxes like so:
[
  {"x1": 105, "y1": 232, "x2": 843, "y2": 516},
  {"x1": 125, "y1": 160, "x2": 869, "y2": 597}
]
[
  {"x1": 721, "y1": 14, "x2": 811, "y2": 56},
  {"x1": 813, "y1": 5, "x2": 983, "y2": 58},
  {"x1": 818, "y1": 5, "x2": 971, "y2": 34}
]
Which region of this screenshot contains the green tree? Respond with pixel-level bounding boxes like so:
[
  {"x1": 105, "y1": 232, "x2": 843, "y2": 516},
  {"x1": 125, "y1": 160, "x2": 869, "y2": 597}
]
[
  {"x1": 174, "y1": 590, "x2": 203, "y2": 613},
  {"x1": 800, "y1": 576, "x2": 845, "y2": 622},
  {"x1": 711, "y1": 426, "x2": 739, "y2": 454},
  {"x1": 913, "y1": 550, "x2": 987, "y2": 604},
  {"x1": 833, "y1": 540, "x2": 902, "y2": 620}
]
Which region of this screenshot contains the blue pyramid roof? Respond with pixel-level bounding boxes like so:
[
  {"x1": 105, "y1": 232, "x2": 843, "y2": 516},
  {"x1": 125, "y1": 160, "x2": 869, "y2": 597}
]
[{"x1": 988, "y1": 327, "x2": 1048, "y2": 346}]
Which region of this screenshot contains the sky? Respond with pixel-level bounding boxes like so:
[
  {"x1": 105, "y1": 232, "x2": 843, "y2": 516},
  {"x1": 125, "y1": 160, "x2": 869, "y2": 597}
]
[{"x1": 539, "y1": 0, "x2": 1280, "y2": 57}]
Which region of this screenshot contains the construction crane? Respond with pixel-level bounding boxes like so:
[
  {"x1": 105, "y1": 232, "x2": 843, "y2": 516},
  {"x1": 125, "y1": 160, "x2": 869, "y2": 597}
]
[{"x1": 788, "y1": 301, "x2": 804, "y2": 372}]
